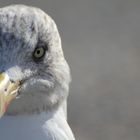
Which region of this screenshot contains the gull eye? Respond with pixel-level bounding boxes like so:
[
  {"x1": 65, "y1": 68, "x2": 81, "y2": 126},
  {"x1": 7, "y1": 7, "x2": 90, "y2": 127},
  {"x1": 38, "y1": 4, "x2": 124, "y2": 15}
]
[{"x1": 33, "y1": 47, "x2": 46, "y2": 61}]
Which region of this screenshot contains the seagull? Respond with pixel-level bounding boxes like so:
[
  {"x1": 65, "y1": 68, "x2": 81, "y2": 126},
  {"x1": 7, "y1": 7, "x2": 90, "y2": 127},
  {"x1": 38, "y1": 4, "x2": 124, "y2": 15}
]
[{"x1": 0, "y1": 5, "x2": 75, "y2": 140}]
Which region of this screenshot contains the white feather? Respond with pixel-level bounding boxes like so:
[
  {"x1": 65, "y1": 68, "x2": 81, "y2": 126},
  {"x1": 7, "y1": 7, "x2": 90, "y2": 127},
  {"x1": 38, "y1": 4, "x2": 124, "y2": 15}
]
[{"x1": 0, "y1": 107, "x2": 75, "y2": 140}]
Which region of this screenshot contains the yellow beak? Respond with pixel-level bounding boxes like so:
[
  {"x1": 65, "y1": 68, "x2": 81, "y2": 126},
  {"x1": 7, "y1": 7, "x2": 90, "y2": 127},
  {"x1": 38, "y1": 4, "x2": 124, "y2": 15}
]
[{"x1": 0, "y1": 72, "x2": 20, "y2": 117}]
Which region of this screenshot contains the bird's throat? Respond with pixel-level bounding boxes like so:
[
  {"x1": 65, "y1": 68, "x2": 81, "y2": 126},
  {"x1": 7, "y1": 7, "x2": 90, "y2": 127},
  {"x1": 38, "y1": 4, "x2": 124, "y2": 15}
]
[{"x1": 0, "y1": 107, "x2": 74, "y2": 140}]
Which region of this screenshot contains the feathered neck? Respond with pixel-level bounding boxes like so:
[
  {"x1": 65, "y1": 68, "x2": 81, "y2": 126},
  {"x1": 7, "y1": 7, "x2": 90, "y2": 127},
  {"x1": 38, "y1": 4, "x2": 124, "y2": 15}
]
[{"x1": 0, "y1": 106, "x2": 75, "y2": 140}]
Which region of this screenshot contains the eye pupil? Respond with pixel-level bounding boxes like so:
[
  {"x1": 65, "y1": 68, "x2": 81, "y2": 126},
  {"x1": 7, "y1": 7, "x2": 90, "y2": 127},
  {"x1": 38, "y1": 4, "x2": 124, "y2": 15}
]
[{"x1": 37, "y1": 50, "x2": 40, "y2": 54}]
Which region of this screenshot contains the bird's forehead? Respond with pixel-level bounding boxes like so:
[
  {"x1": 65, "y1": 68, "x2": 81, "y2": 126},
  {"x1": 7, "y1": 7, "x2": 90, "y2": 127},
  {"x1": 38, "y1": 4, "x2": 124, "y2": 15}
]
[
  {"x1": 0, "y1": 5, "x2": 47, "y2": 31},
  {"x1": 0, "y1": 5, "x2": 61, "y2": 56},
  {"x1": 0, "y1": 5, "x2": 54, "y2": 49},
  {"x1": 0, "y1": 9, "x2": 38, "y2": 49}
]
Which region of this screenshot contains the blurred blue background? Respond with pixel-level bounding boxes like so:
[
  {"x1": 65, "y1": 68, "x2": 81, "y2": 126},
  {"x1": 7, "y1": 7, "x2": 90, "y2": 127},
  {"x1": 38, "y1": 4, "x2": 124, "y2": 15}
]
[{"x1": 1, "y1": 0, "x2": 140, "y2": 140}]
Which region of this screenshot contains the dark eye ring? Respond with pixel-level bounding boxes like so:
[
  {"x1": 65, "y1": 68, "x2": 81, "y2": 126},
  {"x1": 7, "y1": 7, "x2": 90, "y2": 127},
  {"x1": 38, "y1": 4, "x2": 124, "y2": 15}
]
[{"x1": 32, "y1": 46, "x2": 46, "y2": 61}]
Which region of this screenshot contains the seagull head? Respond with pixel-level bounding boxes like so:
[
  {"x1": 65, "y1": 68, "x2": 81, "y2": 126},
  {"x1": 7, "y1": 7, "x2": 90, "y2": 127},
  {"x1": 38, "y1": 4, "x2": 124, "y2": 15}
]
[{"x1": 0, "y1": 5, "x2": 71, "y2": 117}]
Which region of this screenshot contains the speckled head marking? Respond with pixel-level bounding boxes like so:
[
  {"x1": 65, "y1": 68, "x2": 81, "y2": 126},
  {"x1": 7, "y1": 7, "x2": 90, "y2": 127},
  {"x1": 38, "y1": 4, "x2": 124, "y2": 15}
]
[{"x1": 0, "y1": 5, "x2": 71, "y2": 115}]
